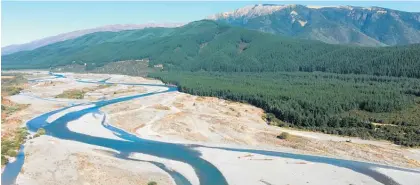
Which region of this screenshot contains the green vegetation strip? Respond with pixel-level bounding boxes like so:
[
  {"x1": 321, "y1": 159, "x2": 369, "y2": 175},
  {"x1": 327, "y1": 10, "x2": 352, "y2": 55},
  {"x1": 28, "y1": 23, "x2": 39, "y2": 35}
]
[
  {"x1": 1, "y1": 128, "x2": 46, "y2": 166},
  {"x1": 1, "y1": 73, "x2": 26, "y2": 96},
  {"x1": 149, "y1": 71, "x2": 420, "y2": 147},
  {"x1": 1, "y1": 128, "x2": 29, "y2": 166},
  {"x1": 55, "y1": 89, "x2": 86, "y2": 99},
  {"x1": 55, "y1": 85, "x2": 112, "y2": 99},
  {"x1": 1, "y1": 100, "x2": 28, "y2": 116}
]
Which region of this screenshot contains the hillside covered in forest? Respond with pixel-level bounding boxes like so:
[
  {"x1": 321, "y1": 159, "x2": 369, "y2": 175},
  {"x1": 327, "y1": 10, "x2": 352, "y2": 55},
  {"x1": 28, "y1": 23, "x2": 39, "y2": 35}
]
[
  {"x1": 3, "y1": 20, "x2": 420, "y2": 78},
  {"x1": 3, "y1": 20, "x2": 420, "y2": 146}
]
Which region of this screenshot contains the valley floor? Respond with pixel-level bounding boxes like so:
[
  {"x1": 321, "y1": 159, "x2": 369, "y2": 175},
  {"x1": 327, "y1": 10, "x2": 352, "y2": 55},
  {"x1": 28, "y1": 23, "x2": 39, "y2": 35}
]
[
  {"x1": 2, "y1": 71, "x2": 420, "y2": 185},
  {"x1": 102, "y1": 79, "x2": 420, "y2": 169}
]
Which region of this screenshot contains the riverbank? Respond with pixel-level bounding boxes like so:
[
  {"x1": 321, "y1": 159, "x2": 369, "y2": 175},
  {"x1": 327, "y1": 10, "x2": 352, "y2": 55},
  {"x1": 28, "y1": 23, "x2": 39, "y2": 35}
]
[
  {"x1": 3, "y1": 71, "x2": 420, "y2": 185},
  {"x1": 102, "y1": 88, "x2": 420, "y2": 169},
  {"x1": 197, "y1": 147, "x2": 382, "y2": 185},
  {"x1": 20, "y1": 103, "x2": 420, "y2": 185},
  {"x1": 16, "y1": 105, "x2": 413, "y2": 185},
  {"x1": 17, "y1": 136, "x2": 175, "y2": 185},
  {"x1": 2, "y1": 71, "x2": 179, "y2": 185}
]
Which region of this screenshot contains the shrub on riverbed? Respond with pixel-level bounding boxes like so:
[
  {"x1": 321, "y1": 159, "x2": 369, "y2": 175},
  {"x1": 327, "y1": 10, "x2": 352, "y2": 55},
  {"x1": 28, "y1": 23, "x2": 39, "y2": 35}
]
[
  {"x1": 1, "y1": 127, "x2": 29, "y2": 166},
  {"x1": 16, "y1": 127, "x2": 29, "y2": 139},
  {"x1": 277, "y1": 132, "x2": 290, "y2": 140},
  {"x1": 1, "y1": 73, "x2": 26, "y2": 96},
  {"x1": 1, "y1": 155, "x2": 9, "y2": 166},
  {"x1": 147, "y1": 181, "x2": 157, "y2": 185},
  {"x1": 34, "y1": 128, "x2": 46, "y2": 137},
  {"x1": 6, "y1": 150, "x2": 17, "y2": 157},
  {"x1": 2, "y1": 86, "x2": 23, "y2": 96},
  {"x1": 55, "y1": 89, "x2": 85, "y2": 99}
]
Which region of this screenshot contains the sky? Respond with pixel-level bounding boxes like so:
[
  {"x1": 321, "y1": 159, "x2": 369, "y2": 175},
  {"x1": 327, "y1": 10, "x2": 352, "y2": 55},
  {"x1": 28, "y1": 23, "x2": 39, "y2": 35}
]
[{"x1": 2, "y1": 1, "x2": 420, "y2": 47}]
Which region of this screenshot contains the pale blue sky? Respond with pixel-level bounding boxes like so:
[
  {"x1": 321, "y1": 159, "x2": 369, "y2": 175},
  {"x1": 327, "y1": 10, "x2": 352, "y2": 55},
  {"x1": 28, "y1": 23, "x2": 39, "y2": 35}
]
[{"x1": 2, "y1": 1, "x2": 420, "y2": 47}]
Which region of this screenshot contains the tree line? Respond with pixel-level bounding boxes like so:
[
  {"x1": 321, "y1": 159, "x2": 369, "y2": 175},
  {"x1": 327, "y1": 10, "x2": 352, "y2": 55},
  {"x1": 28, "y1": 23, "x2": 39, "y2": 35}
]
[{"x1": 149, "y1": 71, "x2": 420, "y2": 147}]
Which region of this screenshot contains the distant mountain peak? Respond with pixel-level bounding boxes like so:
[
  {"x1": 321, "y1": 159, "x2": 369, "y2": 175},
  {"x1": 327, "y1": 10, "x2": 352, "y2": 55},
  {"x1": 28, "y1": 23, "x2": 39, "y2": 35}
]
[
  {"x1": 306, "y1": 5, "x2": 339, "y2": 9},
  {"x1": 209, "y1": 4, "x2": 368, "y2": 20},
  {"x1": 209, "y1": 4, "x2": 400, "y2": 20},
  {"x1": 210, "y1": 4, "x2": 420, "y2": 46},
  {"x1": 208, "y1": 4, "x2": 290, "y2": 19}
]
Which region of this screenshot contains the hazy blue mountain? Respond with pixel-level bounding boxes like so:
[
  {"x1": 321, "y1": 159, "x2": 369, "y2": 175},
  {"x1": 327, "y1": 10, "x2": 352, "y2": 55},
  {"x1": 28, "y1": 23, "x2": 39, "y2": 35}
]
[
  {"x1": 209, "y1": 4, "x2": 420, "y2": 46},
  {"x1": 1, "y1": 23, "x2": 183, "y2": 55}
]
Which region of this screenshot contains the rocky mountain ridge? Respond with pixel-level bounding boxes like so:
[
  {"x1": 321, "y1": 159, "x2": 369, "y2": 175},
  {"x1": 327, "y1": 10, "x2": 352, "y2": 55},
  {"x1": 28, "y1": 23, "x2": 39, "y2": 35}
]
[{"x1": 209, "y1": 4, "x2": 420, "y2": 46}]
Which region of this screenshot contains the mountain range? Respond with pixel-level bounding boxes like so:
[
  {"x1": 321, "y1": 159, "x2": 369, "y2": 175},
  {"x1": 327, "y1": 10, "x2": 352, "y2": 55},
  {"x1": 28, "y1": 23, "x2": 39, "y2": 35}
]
[
  {"x1": 1, "y1": 23, "x2": 183, "y2": 55},
  {"x1": 209, "y1": 4, "x2": 420, "y2": 46},
  {"x1": 2, "y1": 4, "x2": 420, "y2": 57},
  {"x1": 3, "y1": 20, "x2": 419, "y2": 78}
]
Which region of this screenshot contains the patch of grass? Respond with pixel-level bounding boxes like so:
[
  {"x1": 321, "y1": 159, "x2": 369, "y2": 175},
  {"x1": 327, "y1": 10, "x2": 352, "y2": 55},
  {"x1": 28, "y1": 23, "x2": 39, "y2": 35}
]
[
  {"x1": 1, "y1": 73, "x2": 27, "y2": 96},
  {"x1": 152, "y1": 104, "x2": 170, "y2": 110},
  {"x1": 55, "y1": 85, "x2": 114, "y2": 99},
  {"x1": 98, "y1": 84, "x2": 113, "y2": 88},
  {"x1": 1, "y1": 74, "x2": 30, "y2": 167},
  {"x1": 2, "y1": 86, "x2": 23, "y2": 96},
  {"x1": 1, "y1": 127, "x2": 28, "y2": 167},
  {"x1": 147, "y1": 181, "x2": 157, "y2": 185},
  {"x1": 263, "y1": 113, "x2": 289, "y2": 127},
  {"x1": 6, "y1": 150, "x2": 17, "y2": 157},
  {"x1": 33, "y1": 128, "x2": 46, "y2": 138},
  {"x1": 277, "y1": 132, "x2": 291, "y2": 140},
  {"x1": 1, "y1": 99, "x2": 28, "y2": 115},
  {"x1": 1, "y1": 155, "x2": 9, "y2": 166},
  {"x1": 55, "y1": 89, "x2": 86, "y2": 99}
]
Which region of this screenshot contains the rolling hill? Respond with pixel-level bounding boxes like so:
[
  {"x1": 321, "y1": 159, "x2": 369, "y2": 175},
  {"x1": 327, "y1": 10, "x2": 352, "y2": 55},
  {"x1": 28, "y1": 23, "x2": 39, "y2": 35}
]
[{"x1": 1, "y1": 23, "x2": 183, "y2": 55}]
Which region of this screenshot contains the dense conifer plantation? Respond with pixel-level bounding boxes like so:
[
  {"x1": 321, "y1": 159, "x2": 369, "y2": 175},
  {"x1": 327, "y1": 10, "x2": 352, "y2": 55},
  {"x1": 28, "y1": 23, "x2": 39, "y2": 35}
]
[{"x1": 150, "y1": 71, "x2": 420, "y2": 146}]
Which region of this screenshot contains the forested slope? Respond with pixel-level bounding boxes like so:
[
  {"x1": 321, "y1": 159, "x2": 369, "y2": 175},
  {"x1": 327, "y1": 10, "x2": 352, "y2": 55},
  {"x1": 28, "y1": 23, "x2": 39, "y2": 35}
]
[
  {"x1": 3, "y1": 20, "x2": 420, "y2": 78},
  {"x1": 3, "y1": 20, "x2": 420, "y2": 146},
  {"x1": 150, "y1": 71, "x2": 420, "y2": 146}
]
